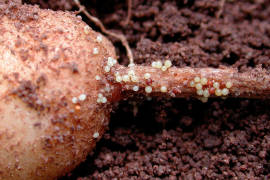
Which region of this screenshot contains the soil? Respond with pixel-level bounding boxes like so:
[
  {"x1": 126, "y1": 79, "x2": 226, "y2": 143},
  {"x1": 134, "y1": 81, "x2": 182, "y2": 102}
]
[{"x1": 24, "y1": 0, "x2": 270, "y2": 179}]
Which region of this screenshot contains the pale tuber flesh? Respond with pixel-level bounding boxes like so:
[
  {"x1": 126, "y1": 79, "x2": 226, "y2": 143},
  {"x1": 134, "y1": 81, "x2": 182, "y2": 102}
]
[{"x1": 0, "y1": 3, "x2": 270, "y2": 180}]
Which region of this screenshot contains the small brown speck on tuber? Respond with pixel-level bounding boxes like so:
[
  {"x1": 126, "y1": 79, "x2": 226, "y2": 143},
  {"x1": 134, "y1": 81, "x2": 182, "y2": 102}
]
[{"x1": 0, "y1": 2, "x2": 270, "y2": 180}]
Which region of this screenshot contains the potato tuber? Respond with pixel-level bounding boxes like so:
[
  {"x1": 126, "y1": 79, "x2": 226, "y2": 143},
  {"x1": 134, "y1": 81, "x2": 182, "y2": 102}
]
[
  {"x1": 0, "y1": 2, "x2": 269, "y2": 180},
  {"x1": 0, "y1": 3, "x2": 116, "y2": 179}
]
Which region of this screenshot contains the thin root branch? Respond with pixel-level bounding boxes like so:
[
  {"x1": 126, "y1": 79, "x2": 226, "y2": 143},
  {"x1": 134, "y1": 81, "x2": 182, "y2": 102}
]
[
  {"x1": 123, "y1": 0, "x2": 132, "y2": 26},
  {"x1": 74, "y1": 0, "x2": 134, "y2": 65}
]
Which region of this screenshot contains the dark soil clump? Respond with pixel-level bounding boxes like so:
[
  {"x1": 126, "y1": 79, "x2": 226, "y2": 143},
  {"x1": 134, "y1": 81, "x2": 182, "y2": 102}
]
[{"x1": 24, "y1": 0, "x2": 270, "y2": 179}]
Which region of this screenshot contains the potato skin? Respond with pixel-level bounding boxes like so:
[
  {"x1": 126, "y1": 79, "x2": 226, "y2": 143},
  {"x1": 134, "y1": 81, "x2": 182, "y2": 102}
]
[{"x1": 0, "y1": 3, "x2": 116, "y2": 179}]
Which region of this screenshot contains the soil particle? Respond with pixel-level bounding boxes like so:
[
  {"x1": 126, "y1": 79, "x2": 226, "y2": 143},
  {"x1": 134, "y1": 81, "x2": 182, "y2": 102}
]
[
  {"x1": 21, "y1": 0, "x2": 270, "y2": 179},
  {"x1": 65, "y1": 99, "x2": 270, "y2": 179},
  {"x1": 203, "y1": 135, "x2": 222, "y2": 149}
]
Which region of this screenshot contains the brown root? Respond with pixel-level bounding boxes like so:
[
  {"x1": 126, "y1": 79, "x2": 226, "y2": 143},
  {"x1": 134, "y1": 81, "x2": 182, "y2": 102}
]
[{"x1": 110, "y1": 64, "x2": 270, "y2": 101}]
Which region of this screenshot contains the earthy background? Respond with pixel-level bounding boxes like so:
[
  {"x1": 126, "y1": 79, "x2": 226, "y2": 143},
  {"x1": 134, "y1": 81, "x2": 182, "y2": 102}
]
[{"x1": 25, "y1": 0, "x2": 270, "y2": 179}]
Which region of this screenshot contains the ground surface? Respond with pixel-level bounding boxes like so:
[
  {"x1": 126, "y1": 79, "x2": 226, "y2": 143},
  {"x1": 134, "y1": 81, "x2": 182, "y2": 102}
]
[{"x1": 25, "y1": 0, "x2": 270, "y2": 179}]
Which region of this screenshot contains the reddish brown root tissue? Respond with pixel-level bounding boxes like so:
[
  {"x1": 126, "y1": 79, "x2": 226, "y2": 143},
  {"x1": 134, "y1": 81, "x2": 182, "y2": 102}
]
[{"x1": 111, "y1": 64, "x2": 270, "y2": 99}]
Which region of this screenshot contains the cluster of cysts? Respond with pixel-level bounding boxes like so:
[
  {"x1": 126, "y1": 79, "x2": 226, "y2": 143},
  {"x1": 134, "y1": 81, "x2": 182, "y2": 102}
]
[
  {"x1": 71, "y1": 94, "x2": 87, "y2": 111},
  {"x1": 71, "y1": 93, "x2": 101, "y2": 138},
  {"x1": 189, "y1": 76, "x2": 233, "y2": 102},
  {"x1": 82, "y1": 25, "x2": 234, "y2": 113},
  {"x1": 70, "y1": 24, "x2": 236, "y2": 138},
  {"x1": 70, "y1": 26, "x2": 110, "y2": 139},
  {"x1": 114, "y1": 59, "x2": 173, "y2": 94},
  {"x1": 151, "y1": 60, "x2": 172, "y2": 72}
]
